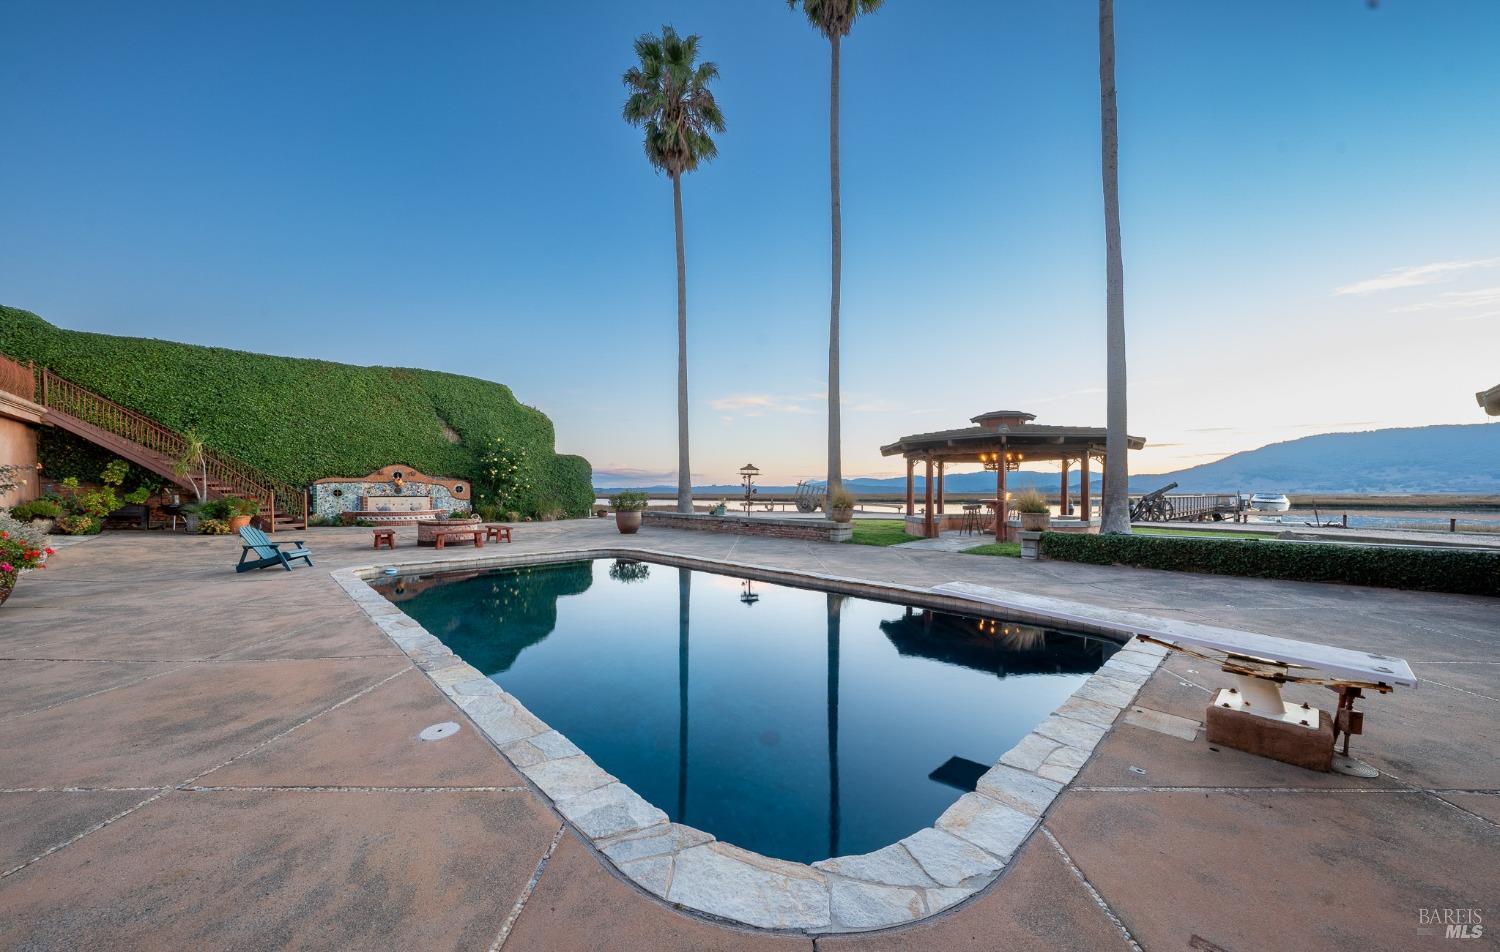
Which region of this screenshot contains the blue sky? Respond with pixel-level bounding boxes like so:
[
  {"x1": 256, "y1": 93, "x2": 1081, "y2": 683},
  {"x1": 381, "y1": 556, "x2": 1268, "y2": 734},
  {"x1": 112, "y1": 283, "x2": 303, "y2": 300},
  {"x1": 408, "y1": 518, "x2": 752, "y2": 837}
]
[{"x1": 3, "y1": 1, "x2": 1497, "y2": 486}]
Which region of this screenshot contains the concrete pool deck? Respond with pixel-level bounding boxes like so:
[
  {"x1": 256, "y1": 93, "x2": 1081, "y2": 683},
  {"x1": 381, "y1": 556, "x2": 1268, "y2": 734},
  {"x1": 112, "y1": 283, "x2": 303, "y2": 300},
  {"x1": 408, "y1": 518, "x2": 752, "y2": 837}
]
[{"x1": 0, "y1": 521, "x2": 1495, "y2": 950}]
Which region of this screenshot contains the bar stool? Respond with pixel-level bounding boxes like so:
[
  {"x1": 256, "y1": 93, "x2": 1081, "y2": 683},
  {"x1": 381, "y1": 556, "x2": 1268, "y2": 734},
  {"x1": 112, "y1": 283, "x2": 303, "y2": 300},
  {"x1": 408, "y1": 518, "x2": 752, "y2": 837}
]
[{"x1": 962, "y1": 503, "x2": 982, "y2": 535}]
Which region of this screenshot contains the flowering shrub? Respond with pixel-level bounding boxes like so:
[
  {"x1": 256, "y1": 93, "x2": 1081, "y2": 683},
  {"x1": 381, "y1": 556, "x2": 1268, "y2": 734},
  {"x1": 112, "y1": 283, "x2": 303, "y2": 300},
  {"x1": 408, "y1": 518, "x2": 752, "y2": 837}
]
[
  {"x1": 197, "y1": 518, "x2": 232, "y2": 535},
  {"x1": 0, "y1": 520, "x2": 55, "y2": 602},
  {"x1": 473, "y1": 440, "x2": 533, "y2": 518},
  {"x1": 0, "y1": 463, "x2": 29, "y2": 497}
]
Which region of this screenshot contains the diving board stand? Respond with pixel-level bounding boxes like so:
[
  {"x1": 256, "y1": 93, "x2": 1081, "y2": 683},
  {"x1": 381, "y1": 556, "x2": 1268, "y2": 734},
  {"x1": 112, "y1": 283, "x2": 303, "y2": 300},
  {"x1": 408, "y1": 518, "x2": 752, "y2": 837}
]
[{"x1": 931, "y1": 581, "x2": 1417, "y2": 773}]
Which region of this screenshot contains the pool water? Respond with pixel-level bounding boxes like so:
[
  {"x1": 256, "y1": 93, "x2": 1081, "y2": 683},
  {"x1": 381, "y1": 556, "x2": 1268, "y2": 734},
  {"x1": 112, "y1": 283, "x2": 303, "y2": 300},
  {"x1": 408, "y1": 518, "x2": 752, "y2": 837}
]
[{"x1": 375, "y1": 559, "x2": 1118, "y2": 864}]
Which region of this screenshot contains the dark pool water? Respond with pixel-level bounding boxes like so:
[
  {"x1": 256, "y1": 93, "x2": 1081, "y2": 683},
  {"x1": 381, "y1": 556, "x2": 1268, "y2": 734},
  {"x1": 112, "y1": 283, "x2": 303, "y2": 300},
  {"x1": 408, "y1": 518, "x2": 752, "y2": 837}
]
[{"x1": 375, "y1": 559, "x2": 1117, "y2": 863}]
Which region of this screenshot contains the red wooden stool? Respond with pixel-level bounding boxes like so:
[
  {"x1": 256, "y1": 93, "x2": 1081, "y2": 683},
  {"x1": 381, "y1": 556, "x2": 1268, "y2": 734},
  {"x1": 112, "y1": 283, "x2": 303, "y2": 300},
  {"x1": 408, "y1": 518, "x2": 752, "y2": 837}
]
[
  {"x1": 484, "y1": 525, "x2": 512, "y2": 544},
  {"x1": 372, "y1": 528, "x2": 396, "y2": 550}
]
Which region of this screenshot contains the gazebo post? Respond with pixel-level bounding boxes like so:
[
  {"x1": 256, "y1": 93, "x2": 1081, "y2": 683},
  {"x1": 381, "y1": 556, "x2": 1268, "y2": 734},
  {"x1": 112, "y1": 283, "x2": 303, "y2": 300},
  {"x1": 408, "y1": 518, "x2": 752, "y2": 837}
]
[
  {"x1": 1060, "y1": 459, "x2": 1070, "y2": 516},
  {"x1": 923, "y1": 457, "x2": 935, "y2": 538},
  {"x1": 936, "y1": 461, "x2": 945, "y2": 516},
  {"x1": 994, "y1": 455, "x2": 1007, "y2": 543},
  {"x1": 905, "y1": 457, "x2": 915, "y2": 517},
  {"x1": 1086, "y1": 452, "x2": 1098, "y2": 521}
]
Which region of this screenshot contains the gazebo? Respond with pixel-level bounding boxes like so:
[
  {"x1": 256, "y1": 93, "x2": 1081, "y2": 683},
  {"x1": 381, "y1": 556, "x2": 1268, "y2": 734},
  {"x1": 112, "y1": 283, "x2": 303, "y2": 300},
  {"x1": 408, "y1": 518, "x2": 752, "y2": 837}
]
[{"x1": 880, "y1": 410, "x2": 1145, "y2": 540}]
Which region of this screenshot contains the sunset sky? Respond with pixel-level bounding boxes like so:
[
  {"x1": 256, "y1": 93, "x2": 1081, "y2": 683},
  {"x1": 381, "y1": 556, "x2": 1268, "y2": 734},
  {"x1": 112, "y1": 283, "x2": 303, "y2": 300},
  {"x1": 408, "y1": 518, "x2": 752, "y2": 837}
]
[{"x1": 3, "y1": 1, "x2": 1497, "y2": 487}]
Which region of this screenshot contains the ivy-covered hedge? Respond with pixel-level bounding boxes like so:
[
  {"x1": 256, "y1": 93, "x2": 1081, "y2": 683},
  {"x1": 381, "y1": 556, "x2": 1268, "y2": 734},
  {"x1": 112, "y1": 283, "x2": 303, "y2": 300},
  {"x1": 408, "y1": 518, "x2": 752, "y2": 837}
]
[
  {"x1": 1039, "y1": 531, "x2": 1499, "y2": 597},
  {"x1": 1, "y1": 306, "x2": 593, "y2": 517}
]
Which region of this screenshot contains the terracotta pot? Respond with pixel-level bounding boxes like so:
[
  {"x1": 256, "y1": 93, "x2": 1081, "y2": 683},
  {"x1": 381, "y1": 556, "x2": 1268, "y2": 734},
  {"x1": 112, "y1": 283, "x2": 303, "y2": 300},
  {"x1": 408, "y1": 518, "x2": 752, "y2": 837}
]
[
  {"x1": 830, "y1": 507, "x2": 854, "y2": 524},
  {"x1": 0, "y1": 574, "x2": 14, "y2": 608},
  {"x1": 1019, "y1": 511, "x2": 1051, "y2": 531},
  {"x1": 228, "y1": 514, "x2": 253, "y2": 531},
  {"x1": 615, "y1": 510, "x2": 642, "y2": 534}
]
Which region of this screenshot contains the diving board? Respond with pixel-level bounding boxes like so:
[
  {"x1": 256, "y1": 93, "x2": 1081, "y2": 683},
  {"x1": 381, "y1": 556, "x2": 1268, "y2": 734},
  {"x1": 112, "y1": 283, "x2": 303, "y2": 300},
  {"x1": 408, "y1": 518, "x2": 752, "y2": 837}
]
[{"x1": 932, "y1": 580, "x2": 1416, "y2": 772}]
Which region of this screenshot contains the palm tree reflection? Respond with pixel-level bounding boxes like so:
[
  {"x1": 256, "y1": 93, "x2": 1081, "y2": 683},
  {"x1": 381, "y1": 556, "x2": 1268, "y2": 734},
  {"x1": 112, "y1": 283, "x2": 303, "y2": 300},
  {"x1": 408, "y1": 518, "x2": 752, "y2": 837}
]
[
  {"x1": 827, "y1": 592, "x2": 843, "y2": 858},
  {"x1": 677, "y1": 566, "x2": 691, "y2": 822}
]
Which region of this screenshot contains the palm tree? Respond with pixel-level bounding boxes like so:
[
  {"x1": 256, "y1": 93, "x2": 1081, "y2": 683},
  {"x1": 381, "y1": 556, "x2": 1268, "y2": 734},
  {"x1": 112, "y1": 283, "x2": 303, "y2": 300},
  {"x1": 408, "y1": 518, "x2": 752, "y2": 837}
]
[
  {"x1": 787, "y1": 0, "x2": 883, "y2": 500},
  {"x1": 622, "y1": 26, "x2": 725, "y2": 514},
  {"x1": 1098, "y1": 0, "x2": 1130, "y2": 534}
]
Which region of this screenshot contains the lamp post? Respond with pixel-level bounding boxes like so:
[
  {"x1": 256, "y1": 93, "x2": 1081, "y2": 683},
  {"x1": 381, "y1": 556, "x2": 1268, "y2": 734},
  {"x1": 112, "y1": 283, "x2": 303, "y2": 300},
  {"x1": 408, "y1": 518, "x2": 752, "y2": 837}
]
[{"x1": 739, "y1": 463, "x2": 760, "y2": 513}]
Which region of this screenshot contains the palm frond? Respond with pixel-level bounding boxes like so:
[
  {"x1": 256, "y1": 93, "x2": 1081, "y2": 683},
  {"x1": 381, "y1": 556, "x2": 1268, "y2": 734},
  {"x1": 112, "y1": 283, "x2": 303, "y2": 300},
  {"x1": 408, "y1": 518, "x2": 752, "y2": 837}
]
[{"x1": 620, "y1": 24, "x2": 725, "y2": 177}]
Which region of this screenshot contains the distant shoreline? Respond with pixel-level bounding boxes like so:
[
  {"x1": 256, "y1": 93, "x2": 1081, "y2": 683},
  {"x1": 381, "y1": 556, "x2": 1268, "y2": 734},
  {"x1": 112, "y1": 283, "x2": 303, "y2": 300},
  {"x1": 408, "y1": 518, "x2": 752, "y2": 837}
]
[{"x1": 596, "y1": 490, "x2": 1500, "y2": 511}]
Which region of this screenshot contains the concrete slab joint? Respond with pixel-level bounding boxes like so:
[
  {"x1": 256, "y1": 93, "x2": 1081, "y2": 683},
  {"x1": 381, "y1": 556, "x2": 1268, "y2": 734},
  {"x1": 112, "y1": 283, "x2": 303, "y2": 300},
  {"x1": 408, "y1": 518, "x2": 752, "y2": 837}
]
[{"x1": 336, "y1": 549, "x2": 1163, "y2": 934}]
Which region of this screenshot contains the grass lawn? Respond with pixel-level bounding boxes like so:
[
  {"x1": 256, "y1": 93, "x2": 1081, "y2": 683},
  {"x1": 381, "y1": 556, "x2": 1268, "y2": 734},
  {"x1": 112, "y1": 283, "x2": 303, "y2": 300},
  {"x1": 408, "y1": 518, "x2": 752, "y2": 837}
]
[
  {"x1": 847, "y1": 519, "x2": 923, "y2": 546},
  {"x1": 1133, "y1": 526, "x2": 1274, "y2": 541},
  {"x1": 962, "y1": 542, "x2": 1021, "y2": 557}
]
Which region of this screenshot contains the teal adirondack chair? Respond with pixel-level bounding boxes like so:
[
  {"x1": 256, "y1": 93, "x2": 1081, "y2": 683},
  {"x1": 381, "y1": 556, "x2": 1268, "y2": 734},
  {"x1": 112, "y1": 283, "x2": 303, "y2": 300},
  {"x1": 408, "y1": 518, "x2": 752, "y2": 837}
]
[{"x1": 236, "y1": 525, "x2": 314, "y2": 573}]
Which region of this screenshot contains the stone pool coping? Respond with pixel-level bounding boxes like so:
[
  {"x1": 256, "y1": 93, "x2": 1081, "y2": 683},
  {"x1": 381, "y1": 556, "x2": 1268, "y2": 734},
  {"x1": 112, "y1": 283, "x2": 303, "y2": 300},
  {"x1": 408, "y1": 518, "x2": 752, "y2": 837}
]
[{"x1": 331, "y1": 546, "x2": 1169, "y2": 933}]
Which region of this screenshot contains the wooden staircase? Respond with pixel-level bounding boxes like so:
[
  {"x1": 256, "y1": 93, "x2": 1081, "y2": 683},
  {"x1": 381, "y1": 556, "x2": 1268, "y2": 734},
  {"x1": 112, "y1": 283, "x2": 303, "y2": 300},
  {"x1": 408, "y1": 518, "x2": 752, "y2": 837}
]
[{"x1": 1, "y1": 354, "x2": 306, "y2": 532}]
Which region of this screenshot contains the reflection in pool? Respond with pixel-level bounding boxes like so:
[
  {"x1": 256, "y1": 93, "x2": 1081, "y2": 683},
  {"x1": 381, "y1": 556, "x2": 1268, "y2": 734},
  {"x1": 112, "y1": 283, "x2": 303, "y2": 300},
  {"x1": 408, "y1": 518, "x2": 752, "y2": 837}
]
[{"x1": 375, "y1": 559, "x2": 1118, "y2": 863}]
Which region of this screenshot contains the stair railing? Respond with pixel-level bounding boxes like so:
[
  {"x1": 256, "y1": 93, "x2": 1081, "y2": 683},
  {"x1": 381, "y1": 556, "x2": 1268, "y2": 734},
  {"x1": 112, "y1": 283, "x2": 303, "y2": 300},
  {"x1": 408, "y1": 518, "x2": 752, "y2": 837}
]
[{"x1": 28, "y1": 364, "x2": 306, "y2": 529}]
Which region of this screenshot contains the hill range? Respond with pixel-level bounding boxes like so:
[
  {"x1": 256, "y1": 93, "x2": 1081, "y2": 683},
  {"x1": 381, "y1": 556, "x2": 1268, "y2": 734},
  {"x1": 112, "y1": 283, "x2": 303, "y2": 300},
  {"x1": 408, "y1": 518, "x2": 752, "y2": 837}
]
[{"x1": 596, "y1": 423, "x2": 1500, "y2": 496}]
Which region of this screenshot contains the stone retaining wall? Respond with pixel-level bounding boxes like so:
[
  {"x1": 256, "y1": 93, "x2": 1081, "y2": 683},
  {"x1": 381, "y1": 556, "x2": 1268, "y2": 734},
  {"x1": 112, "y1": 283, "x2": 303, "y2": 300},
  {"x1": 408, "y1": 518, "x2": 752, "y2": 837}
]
[{"x1": 642, "y1": 510, "x2": 852, "y2": 543}]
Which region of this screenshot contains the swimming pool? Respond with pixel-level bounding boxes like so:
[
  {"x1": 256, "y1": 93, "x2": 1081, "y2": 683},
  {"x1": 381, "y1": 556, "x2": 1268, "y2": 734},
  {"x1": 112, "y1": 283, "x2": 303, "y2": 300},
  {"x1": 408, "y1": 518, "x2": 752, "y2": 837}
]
[{"x1": 374, "y1": 558, "x2": 1119, "y2": 865}]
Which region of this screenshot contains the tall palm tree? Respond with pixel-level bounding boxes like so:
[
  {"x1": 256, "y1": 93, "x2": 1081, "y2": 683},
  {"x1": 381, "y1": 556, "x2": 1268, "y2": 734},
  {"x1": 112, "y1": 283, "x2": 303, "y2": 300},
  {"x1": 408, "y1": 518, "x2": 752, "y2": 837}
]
[
  {"x1": 623, "y1": 26, "x2": 725, "y2": 514},
  {"x1": 1098, "y1": 0, "x2": 1130, "y2": 534},
  {"x1": 787, "y1": 0, "x2": 883, "y2": 500}
]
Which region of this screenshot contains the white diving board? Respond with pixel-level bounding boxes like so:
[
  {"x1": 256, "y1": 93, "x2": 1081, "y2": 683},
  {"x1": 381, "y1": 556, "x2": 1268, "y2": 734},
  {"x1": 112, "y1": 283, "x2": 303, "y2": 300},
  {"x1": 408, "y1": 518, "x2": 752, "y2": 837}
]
[{"x1": 931, "y1": 581, "x2": 1417, "y2": 689}]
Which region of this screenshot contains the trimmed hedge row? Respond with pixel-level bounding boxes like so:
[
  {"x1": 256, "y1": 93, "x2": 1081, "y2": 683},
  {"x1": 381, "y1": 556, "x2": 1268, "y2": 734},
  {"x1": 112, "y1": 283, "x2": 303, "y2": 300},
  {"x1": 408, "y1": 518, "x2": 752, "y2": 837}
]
[
  {"x1": 2, "y1": 306, "x2": 593, "y2": 517},
  {"x1": 1039, "y1": 531, "x2": 1499, "y2": 597}
]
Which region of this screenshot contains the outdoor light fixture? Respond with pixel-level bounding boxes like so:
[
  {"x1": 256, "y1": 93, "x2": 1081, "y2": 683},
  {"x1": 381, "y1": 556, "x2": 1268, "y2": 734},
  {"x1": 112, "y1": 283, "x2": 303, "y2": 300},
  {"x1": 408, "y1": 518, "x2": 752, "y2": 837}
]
[
  {"x1": 979, "y1": 451, "x2": 1021, "y2": 473},
  {"x1": 739, "y1": 463, "x2": 760, "y2": 512}
]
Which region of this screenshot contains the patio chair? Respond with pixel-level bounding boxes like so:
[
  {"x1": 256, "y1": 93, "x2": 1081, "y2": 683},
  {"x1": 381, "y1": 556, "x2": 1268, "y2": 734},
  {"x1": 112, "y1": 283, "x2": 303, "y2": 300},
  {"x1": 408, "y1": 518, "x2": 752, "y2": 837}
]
[{"x1": 236, "y1": 525, "x2": 314, "y2": 573}]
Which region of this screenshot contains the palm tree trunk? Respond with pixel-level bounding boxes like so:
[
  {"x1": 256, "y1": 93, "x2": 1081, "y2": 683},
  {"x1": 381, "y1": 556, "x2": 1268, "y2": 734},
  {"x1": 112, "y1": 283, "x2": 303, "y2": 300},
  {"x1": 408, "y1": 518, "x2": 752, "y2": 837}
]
[
  {"x1": 673, "y1": 172, "x2": 693, "y2": 513},
  {"x1": 826, "y1": 33, "x2": 843, "y2": 498},
  {"x1": 1099, "y1": 0, "x2": 1130, "y2": 534}
]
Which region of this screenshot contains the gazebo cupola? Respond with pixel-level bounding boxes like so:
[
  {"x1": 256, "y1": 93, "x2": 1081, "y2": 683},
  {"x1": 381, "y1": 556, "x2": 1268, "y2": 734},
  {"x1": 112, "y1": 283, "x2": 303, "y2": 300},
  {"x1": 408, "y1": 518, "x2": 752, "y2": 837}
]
[{"x1": 970, "y1": 410, "x2": 1036, "y2": 431}]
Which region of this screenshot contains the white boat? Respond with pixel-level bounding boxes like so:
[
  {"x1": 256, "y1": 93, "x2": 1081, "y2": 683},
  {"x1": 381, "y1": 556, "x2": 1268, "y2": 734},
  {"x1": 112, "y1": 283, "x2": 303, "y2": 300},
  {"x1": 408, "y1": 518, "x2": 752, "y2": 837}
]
[{"x1": 1248, "y1": 492, "x2": 1291, "y2": 512}]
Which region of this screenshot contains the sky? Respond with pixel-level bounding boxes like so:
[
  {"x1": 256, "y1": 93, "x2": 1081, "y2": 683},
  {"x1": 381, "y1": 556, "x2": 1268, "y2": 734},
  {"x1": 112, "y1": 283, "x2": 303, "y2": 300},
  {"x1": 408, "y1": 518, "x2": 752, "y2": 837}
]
[{"x1": 2, "y1": 1, "x2": 1498, "y2": 488}]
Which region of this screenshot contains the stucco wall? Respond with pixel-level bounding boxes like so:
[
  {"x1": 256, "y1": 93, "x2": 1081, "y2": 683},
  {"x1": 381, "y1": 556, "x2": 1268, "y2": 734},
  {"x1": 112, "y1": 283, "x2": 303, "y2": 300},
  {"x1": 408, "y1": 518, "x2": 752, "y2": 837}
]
[{"x1": 0, "y1": 417, "x2": 40, "y2": 508}]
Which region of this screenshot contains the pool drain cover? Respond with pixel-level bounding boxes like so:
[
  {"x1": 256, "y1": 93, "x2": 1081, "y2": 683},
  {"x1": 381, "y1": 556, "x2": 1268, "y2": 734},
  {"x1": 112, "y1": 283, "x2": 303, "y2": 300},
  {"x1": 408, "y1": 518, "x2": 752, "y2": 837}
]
[{"x1": 419, "y1": 721, "x2": 460, "y2": 742}]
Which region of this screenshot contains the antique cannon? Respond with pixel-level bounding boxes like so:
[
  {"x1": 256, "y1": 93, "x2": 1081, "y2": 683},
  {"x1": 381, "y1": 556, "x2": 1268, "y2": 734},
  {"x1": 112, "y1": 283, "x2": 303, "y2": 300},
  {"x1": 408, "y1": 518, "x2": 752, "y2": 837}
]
[{"x1": 1130, "y1": 481, "x2": 1179, "y2": 522}]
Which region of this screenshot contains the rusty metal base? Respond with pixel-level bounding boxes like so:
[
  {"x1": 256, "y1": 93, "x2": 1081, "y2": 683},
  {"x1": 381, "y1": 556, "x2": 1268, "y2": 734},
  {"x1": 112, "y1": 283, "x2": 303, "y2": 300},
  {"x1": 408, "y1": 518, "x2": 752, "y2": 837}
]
[{"x1": 1206, "y1": 700, "x2": 1335, "y2": 772}]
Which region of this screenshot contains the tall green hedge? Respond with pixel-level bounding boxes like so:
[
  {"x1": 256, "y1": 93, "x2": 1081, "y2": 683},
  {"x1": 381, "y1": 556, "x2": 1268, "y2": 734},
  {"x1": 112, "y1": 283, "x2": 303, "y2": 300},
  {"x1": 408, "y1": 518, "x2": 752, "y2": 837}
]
[
  {"x1": 1039, "y1": 531, "x2": 1499, "y2": 597},
  {"x1": 1, "y1": 306, "x2": 593, "y2": 516}
]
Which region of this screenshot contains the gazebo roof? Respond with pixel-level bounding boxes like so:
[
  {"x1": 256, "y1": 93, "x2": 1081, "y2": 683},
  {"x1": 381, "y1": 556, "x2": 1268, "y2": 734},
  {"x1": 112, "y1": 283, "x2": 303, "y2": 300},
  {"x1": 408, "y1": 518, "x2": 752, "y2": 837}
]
[
  {"x1": 881, "y1": 411, "x2": 1145, "y2": 462},
  {"x1": 1479, "y1": 384, "x2": 1500, "y2": 416}
]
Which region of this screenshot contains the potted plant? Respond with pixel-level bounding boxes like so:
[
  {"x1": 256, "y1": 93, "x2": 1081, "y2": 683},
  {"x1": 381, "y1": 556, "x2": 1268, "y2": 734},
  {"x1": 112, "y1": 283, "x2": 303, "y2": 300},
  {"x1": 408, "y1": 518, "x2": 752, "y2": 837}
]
[
  {"x1": 0, "y1": 516, "x2": 53, "y2": 608},
  {"x1": 1013, "y1": 488, "x2": 1051, "y2": 531},
  {"x1": 610, "y1": 491, "x2": 648, "y2": 534},
  {"x1": 827, "y1": 488, "x2": 857, "y2": 524},
  {"x1": 710, "y1": 500, "x2": 727, "y2": 516},
  {"x1": 220, "y1": 496, "x2": 261, "y2": 531},
  {"x1": 173, "y1": 432, "x2": 210, "y2": 522}
]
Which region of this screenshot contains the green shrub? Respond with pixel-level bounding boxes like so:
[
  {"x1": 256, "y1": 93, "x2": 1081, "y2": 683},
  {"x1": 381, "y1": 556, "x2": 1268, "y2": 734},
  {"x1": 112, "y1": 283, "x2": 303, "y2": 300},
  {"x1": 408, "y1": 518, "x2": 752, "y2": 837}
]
[
  {"x1": 9, "y1": 499, "x2": 62, "y2": 520},
  {"x1": 610, "y1": 491, "x2": 649, "y2": 512},
  {"x1": 1039, "y1": 531, "x2": 1500, "y2": 597},
  {"x1": 2, "y1": 306, "x2": 593, "y2": 516},
  {"x1": 220, "y1": 496, "x2": 260, "y2": 517},
  {"x1": 197, "y1": 518, "x2": 232, "y2": 535},
  {"x1": 56, "y1": 514, "x2": 100, "y2": 535}
]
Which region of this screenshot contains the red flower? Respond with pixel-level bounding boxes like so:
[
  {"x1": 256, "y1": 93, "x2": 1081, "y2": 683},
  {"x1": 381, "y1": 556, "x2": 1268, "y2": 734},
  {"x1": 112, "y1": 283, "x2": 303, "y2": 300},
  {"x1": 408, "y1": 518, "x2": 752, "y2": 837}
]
[{"x1": 44, "y1": 547, "x2": 55, "y2": 555}]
